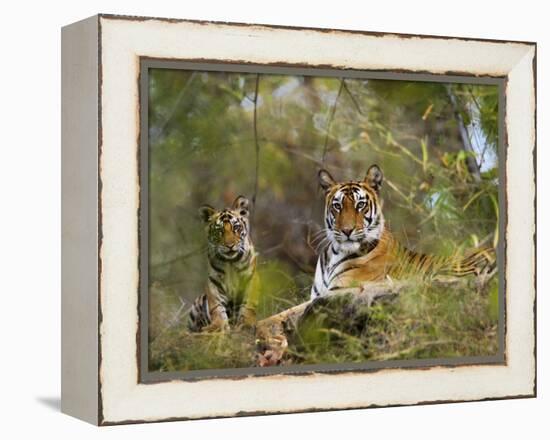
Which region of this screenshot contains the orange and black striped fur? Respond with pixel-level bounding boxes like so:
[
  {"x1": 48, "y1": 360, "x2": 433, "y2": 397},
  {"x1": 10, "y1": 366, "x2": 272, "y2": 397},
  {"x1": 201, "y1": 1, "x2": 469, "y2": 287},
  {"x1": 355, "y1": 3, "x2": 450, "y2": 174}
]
[
  {"x1": 311, "y1": 165, "x2": 495, "y2": 299},
  {"x1": 188, "y1": 196, "x2": 259, "y2": 332}
]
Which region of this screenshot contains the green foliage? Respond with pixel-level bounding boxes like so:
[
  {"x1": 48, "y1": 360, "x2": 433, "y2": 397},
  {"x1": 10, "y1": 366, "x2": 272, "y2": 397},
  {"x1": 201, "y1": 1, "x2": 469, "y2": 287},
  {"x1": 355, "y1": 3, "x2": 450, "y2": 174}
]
[
  {"x1": 363, "y1": 278, "x2": 499, "y2": 361},
  {"x1": 150, "y1": 329, "x2": 256, "y2": 371},
  {"x1": 254, "y1": 260, "x2": 305, "y2": 319},
  {"x1": 147, "y1": 69, "x2": 500, "y2": 372}
]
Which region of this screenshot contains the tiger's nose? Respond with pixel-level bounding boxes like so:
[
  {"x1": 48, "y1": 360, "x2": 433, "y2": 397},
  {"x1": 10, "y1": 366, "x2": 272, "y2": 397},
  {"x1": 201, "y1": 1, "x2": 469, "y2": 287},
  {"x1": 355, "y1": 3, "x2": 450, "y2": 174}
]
[{"x1": 341, "y1": 228, "x2": 353, "y2": 238}]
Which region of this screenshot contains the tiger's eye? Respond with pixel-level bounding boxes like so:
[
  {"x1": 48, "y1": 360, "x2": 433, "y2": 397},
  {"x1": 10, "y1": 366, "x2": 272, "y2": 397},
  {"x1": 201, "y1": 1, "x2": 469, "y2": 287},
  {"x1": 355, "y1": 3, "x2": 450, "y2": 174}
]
[
  {"x1": 333, "y1": 202, "x2": 342, "y2": 211},
  {"x1": 210, "y1": 224, "x2": 223, "y2": 239},
  {"x1": 356, "y1": 201, "x2": 366, "y2": 210}
]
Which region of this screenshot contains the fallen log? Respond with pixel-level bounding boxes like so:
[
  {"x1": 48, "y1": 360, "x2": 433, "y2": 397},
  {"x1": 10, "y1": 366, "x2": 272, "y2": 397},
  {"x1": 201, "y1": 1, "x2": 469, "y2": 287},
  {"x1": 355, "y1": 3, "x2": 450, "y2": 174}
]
[
  {"x1": 254, "y1": 270, "x2": 496, "y2": 367},
  {"x1": 255, "y1": 278, "x2": 410, "y2": 366}
]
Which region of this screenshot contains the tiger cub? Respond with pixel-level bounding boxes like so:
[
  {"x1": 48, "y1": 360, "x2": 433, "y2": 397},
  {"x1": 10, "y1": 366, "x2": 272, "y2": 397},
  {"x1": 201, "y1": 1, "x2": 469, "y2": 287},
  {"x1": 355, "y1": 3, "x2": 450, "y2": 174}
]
[
  {"x1": 311, "y1": 164, "x2": 495, "y2": 299},
  {"x1": 188, "y1": 196, "x2": 259, "y2": 332}
]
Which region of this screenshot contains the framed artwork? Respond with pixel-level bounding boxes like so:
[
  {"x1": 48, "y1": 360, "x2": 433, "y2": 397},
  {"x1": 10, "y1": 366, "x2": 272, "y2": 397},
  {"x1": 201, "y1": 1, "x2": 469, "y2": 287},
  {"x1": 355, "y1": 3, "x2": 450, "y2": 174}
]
[{"x1": 61, "y1": 14, "x2": 536, "y2": 425}]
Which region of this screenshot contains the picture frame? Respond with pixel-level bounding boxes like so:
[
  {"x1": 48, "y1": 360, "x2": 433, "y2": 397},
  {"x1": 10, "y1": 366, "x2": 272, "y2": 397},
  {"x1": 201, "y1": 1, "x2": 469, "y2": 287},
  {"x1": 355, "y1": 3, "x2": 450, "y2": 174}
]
[{"x1": 61, "y1": 14, "x2": 536, "y2": 425}]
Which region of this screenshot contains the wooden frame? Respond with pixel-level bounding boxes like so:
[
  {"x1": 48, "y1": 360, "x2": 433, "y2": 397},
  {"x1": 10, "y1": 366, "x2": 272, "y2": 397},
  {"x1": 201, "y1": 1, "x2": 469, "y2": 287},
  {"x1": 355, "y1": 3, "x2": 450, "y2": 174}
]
[{"x1": 61, "y1": 14, "x2": 536, "y2": 425}]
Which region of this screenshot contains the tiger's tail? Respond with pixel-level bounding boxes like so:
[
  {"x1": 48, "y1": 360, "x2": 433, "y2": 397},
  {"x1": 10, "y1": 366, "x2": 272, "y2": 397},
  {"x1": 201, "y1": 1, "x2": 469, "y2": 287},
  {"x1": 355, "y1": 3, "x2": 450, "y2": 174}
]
[
  {"x1": 439, "y1": 247, "x2": 497, "y2": 278},
  {"x1": 391, "y1": 244, "x2": 497, "y2": 280}
]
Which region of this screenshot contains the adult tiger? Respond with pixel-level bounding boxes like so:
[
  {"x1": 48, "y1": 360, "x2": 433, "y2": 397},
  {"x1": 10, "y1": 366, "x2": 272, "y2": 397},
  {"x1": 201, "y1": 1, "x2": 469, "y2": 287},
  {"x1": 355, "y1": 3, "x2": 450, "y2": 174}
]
[
  {"x1": 188, "y1": 195, "x2": 259, "y2": 332},
  {"x1": 311, "y1": 164, "x2": 495, "y2": 299}
]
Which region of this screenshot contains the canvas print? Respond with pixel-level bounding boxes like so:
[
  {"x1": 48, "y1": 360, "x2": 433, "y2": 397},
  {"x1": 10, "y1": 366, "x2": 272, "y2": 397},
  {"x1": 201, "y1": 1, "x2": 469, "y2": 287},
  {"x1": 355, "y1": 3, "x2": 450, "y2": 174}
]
[{"x1": 145, "y1": 67, "x2": 501, "y2": 374}]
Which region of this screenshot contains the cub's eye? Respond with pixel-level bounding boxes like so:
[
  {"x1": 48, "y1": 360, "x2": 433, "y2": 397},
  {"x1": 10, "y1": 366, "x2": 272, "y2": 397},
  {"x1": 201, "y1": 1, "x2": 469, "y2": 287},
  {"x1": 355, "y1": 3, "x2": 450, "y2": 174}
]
[
  {"x1": 234, "y1": 225, "x2": 242, "y2": 233},
  {"x1": 356, "y1": 201, "x2": 366, "y2": 210},
  {"x1": 332, "y1": 202, "x2": 342, "y2": 211}
]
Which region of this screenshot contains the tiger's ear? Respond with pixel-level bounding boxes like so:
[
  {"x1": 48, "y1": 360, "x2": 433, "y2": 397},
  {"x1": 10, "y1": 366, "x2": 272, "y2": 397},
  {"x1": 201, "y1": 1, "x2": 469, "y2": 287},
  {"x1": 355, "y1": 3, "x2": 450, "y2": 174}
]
[
  {"x1": 365, "y1": 164, "x2": 383, "y2": 193},
  {"x1": 232, "y1": 195, "x2": 250, "y2": 217},
  {"x1": 318, "y1": 169, "x2": 336, "y2": 192},
  {"x1": 198, "y1": 205, "x2": 216, "y2": 223}
]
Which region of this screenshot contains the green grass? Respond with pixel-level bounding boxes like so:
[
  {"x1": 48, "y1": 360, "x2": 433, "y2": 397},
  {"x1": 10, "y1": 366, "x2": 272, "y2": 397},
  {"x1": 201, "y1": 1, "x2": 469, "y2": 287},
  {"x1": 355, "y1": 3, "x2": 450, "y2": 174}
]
[
  {"x1": 149, "y1": 276, "x2": 498, "y2": 372},
  {"x1": 150, "y1": 328, "x2": 256, "y2": 372}
]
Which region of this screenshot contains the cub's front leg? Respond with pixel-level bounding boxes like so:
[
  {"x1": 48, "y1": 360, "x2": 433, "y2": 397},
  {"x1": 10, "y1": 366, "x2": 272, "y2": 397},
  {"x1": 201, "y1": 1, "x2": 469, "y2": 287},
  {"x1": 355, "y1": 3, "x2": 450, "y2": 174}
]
[
  {"x1": 202, "y1": 284, "x2": 230, "y2": 332},
  {"x1": 236, "y1": 305, "x2": 257, "y2": 330}
]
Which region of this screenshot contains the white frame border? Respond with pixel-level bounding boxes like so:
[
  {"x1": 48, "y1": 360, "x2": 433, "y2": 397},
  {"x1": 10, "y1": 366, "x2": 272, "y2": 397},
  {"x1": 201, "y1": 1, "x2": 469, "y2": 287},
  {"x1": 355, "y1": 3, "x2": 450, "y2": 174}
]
[{"x1": 98, "y1": 16, "x2": 536, "y2": 424}]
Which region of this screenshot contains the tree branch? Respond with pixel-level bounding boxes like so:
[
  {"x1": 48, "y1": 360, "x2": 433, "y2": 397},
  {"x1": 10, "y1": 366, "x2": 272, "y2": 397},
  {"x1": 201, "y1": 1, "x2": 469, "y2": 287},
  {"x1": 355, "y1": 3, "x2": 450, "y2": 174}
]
[
  {"x1": 252, "y1": 74, "x2": 261, "y2": 214},
  {"x1": 255, "y1": 279, "x2": 409, "y2": 366},
  {"x1": 150, "y1": 246, "x2": 206, "y2": 270},
  {"x1": 321, "y1": 78, "x2": 345, "y2": 164},
  {"x1": 445, "y1": 85, "x2": 481, "y2": 182},
  {"x1": 342, "y1": 80, "x2": 364, "y2": 116},
  {"x1": 255, "y1": 273, "x2": 495, "y2": 367}
]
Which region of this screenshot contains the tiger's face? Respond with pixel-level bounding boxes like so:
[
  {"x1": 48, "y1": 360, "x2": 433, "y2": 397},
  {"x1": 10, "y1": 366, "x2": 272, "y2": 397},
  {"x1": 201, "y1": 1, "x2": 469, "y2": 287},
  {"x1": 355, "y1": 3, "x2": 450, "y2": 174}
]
[
  {"x1": 319, "y1": 165, "x2": 384, "y2": 253},
  {"x1": 199, "y1": 196, "x2": 251, "y2": 259}
]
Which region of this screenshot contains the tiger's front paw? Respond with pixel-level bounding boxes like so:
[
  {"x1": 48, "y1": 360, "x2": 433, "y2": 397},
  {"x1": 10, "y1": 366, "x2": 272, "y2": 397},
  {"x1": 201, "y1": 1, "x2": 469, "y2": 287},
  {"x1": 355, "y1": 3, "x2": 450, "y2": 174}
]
[
  {"x1": 255, "y1": 335, "x2": 288, "y2": 367},
  {"x1": 236, "y1": 308, "x2": 257, "y2": 331}
]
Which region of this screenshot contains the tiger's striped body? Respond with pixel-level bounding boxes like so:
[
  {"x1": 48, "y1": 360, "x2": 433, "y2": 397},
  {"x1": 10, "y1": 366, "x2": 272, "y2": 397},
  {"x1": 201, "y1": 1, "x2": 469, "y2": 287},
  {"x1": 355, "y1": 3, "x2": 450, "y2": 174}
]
[
  {"x1": 311, "y1": 165, "x2": 495, "y2": 299},
  {"x1": 188, "y1": 196, "x2": 259, "y2": 332}
]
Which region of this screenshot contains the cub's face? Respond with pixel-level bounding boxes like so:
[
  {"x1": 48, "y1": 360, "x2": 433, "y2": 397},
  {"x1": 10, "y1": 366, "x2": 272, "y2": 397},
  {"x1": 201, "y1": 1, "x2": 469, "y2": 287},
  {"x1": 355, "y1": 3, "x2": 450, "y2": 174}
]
[
  {"x1": 319, "y1": 165, "x2": 384, "y2": 252},
  {"x1": 199, "y1": 196, "x2": 250, "y2": 259}
]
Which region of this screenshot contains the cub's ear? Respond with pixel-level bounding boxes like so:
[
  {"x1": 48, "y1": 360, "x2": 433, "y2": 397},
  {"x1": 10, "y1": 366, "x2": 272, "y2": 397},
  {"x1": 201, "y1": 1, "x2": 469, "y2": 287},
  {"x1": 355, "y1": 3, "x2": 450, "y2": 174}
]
[
  {"x1": 232, "y1": 195, "x2": 250, "y2": 217},
  {"x1": 198, "y1": 205, "x2": 216, "y2": 223},
  {"x1": 365, "y1": 164, "x2": 383, "y2": 193},
  {"x1": 318, "y1": 169, "x2": 336, "y2": 192}
]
